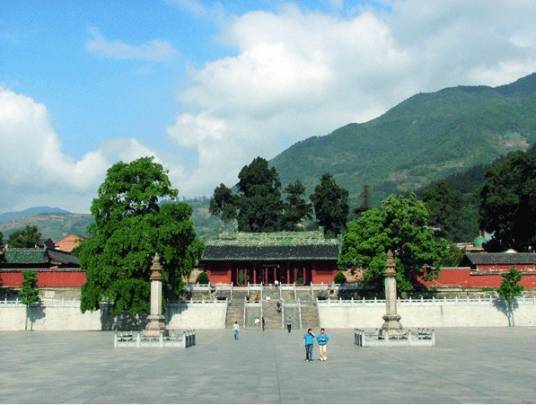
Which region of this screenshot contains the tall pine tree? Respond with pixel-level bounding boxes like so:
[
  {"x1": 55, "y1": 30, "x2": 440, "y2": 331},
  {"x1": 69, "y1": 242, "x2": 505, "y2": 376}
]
[{"x1": 310, "y1": 173, "x2": 349, "y2": 237}]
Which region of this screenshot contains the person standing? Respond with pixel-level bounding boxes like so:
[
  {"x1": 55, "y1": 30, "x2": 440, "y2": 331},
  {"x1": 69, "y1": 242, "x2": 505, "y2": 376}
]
[
  {"x1": 286, "y1": 316, "x2": 292, "y2": 333},
  {"x1": 233, "y1": 321, "x2": 240, "y2": 340},
  {"x1": 304, "y1": 328, "x2": 315, "y2": 361},
  {"x1": 317, "y1": 328, "x2": 329, "y2": 361},
  {"x1": 261, "y1": 316, "x2": 265, "y2": 332}
]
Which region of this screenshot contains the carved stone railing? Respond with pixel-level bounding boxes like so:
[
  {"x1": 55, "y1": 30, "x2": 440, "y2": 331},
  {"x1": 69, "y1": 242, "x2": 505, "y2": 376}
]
[{"x1": 114, "y1": 330, "x2": 196, "y2": 348}]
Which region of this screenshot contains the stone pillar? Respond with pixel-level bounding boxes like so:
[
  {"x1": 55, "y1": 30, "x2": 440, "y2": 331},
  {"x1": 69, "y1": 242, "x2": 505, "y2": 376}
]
[
  {"x1": 381, "y1": 250, "x2": 404, "y2": 336},
  {"x1": 144, "y1": 253, "x2": 166, "y2": 337}
]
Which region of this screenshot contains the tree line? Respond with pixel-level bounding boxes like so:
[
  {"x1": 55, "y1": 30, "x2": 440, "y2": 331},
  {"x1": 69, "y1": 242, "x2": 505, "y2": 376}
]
[
  {"x1": 209, "y1": 157, "x2": 349, "y2": 237},
  {"x1": 418, "y1": 145, "x2": 535, "y2": 251}
]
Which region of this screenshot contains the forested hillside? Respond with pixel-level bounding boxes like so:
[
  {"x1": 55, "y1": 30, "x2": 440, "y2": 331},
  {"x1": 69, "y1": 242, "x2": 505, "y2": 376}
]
[{"x1": 271, "y1": 73, "x2": 536, "y2": 205}]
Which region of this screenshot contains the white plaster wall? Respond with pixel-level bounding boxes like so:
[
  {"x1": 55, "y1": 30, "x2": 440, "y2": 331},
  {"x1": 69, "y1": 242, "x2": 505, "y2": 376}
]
[
  {"x1": 318, "y1": 302, "x2": 536, "y2": 328},
  {"x1": 0, "y1": 303, "x2": 227, "y2": 331},
  {"x1": 167, "y1": 303, "x2": 227, "y2": 329},
  {"x1": 0, "y1": 305, "x2": 101, "y2": 331}
]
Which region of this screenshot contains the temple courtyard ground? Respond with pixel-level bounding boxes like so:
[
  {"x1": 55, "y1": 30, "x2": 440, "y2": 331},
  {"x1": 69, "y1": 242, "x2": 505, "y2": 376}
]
[{"x1": 1, "y1": 328, "x2": 535, "y2": 403}]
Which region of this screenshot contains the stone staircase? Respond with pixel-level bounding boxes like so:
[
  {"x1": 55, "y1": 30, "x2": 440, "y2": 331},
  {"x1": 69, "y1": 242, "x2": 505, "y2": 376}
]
[
  {"x1": 225, "y1": 290, "x2": 247, "y2": 328},
  {"x1": 224, "y1": 286, "x2": 319, "y2": 329},
  {"x1": 282, "y1": 303, "x2": 301, "y2": 330},
  {"x1": 296, "y1": 288, "x2": 313, "y2": 302},
  {"x1": 281, "y1": 289, "x2": 295, "y2": 301},
  {"x1": 300, "y1": 301, "x2": 319, "y2": 329},
  {"x1": 245, "y1": 304, "x2": 262, "y2": 327},
  {"x1": 262, "y1": 299, "x2": 282, "y2": 329}
]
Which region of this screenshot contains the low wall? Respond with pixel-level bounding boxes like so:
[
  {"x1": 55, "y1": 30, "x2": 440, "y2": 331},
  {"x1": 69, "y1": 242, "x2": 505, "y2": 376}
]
[
  {"x1": 0, "y1": 301, "x2": 227, "y2": 331},
  {"x1": 167, "y1": 302, "x2": 227, "y2": 329},
  {"x1": 318, "y1": 298, "x2": 536, "y2": 328}
]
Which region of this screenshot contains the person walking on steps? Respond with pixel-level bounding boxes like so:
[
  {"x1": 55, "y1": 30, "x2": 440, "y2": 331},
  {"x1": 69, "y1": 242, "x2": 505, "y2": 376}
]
[
  {"x1": 233, "y1": 321, "x2": 240, "y2": 340},
  {"x1": 304, "y1": 328, "x2": 315, "y2": 362},
  {"x1": 317, "y1": 328, "x2": 329, "y2": 361},
  {"x1": 286, "y1": 316, "x2": 292, "y2": 333}
]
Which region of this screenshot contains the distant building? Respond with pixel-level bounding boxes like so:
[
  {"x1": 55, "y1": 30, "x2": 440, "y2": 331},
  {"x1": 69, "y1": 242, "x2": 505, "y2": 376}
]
[
  {"x1": 200, "y1": 231, "x2": 339, "y2": 285},
  {"x1": 54, "y1": 234, "x2": 85, "y2": 253},
  {"x1": 0, "y1": 247, "x2": 85, "y2": 299},
  {"x1": 416, "y1": 251, "x2": 536, "y2": 290}
]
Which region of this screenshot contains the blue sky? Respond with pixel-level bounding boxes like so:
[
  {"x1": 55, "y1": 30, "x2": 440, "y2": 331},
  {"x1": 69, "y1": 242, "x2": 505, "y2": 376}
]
[
  {"x1": 1, "y1": 0, "x2": 373, "y2": 160},
  {"x1": 1, "y1": 0, "x2": 535, "y2": 212}
]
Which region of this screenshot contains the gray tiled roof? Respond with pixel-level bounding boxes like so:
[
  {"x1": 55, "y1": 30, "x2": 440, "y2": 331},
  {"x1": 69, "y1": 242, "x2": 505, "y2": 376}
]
[
  {"x1": 464, "y1": 252, "x2": 536, "y2": 265},
  {"x1": 2, "y1": 248, "x2": 79, "y2": 266},
  {"x1": 202, "y1": 244, "x2": 339, "y2": 261}
]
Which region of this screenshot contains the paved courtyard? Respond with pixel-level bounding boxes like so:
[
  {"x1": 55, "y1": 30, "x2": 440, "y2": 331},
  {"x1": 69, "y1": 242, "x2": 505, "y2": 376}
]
[{"x1": 1, "y1": 328, "x2": 536, "y2": 403}]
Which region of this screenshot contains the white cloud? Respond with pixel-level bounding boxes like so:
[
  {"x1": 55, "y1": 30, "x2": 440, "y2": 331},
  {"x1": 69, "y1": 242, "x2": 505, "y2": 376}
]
[
  {"x1": 0, "y1": 87, "x2": 183, "y2": 212},
  {"x1": 86, "y1": 27, "x2": 177, "y2": 61},
  {"x1": 166, "y1": 1, "x2": 536, "y2": 196},
  {"x1": 168, "y1": 0, "x2": 225, "y2": 20}
]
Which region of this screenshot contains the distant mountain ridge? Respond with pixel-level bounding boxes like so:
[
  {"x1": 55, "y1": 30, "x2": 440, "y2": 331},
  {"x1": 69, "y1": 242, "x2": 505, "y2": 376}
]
[
  {"x1": 0, "y1": 199, "x2": 226, "y2": 241},
  {"x1": 0, "y1": 206, "x2": 70, "y2": 223},
  {"x1": 270, "y1": 73, "x2": 536, "y2": 205}
]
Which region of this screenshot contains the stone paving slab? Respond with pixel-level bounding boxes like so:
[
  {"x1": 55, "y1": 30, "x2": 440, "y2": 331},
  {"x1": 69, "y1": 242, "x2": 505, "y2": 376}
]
[{"x1": 0, "y1": 328, "x2": 535, "y2": 403}]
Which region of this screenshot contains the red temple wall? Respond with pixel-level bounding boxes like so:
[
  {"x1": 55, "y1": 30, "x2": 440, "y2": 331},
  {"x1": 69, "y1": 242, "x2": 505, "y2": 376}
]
[
  {"x1": 204, "y1": 262, "x2": 232, "y2": 284},
  {"x1": 311, "y1": 261, "x2": 338, "y2": 283},
  {"x1": 0, "y1": 270, "x2": 86, "y2": 288},
  {"x1": 475, "y1": 264, "x2": 536, "y2": 272},
  {"x1": 416, "y1": 267, "x2": 536, "y2": 289}
]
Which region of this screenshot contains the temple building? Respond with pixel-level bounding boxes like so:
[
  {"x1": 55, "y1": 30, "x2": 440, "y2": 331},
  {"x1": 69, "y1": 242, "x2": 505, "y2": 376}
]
[
  {"x1": 0, "y1": 247, "x2": 84, "y2": 299},
  {"x1": 54, "y1": 233, "x2": 86, "y2": 253},
  {"x1": 200, "y1": 231, "x2": 339, "y2": 285}
]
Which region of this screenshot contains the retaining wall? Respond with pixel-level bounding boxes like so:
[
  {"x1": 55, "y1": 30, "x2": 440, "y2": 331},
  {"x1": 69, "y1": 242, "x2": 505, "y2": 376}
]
[
  {"x1": 318, "y1": 299, "x2": 536, "y2": 328},
  {"x1": 0, "y1": 301, "x2": 227, "y2": 331}
]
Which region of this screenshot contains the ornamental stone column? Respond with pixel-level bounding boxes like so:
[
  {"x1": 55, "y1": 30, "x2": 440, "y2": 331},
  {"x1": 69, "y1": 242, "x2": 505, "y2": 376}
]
[
  {"x1": 144, "y1": 253, "x2": 166, "y2": 337},
  {"x1": 381, "y1": 250, "x2": 404, "y2": 336}
]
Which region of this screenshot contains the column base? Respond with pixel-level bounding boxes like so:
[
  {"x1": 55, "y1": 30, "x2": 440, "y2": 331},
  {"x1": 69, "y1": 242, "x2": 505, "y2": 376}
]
[
  {"x1": 144, "y1": 314, "x2": 166, "y2": 337},
  {"x1": 381, "y1": 314, "x2": 405, "y2": 336}
]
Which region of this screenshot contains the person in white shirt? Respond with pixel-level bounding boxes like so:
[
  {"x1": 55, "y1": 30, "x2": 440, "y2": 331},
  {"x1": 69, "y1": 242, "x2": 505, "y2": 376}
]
[{"x1": 233, "y1": 321, "x2": 240, "y2": 340}]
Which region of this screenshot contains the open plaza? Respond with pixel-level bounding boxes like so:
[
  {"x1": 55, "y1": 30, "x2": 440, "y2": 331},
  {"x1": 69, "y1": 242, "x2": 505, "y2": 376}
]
[{"x1": 1, "y1": 328, "x2": 536, "y2": 404}]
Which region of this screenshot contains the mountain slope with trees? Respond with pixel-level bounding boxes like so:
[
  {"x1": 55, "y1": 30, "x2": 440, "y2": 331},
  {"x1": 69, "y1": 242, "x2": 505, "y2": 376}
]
[{"x1": 271, "y1": 73, "x2": 536, "y2": 205}]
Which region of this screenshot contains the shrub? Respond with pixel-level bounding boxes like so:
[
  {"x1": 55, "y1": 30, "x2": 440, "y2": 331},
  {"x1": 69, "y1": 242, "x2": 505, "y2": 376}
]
[
  {"x1": 197, "y1": 271, "x2": 209, "y2": 284},
  {"x1": 334, "y1": 271, "x2": 346, "y2": 284}
]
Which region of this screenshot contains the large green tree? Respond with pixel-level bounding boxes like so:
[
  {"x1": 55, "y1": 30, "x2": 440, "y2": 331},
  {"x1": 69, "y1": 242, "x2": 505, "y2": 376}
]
[
  {"x1": 281, "y1": 180, "x2": 312, "y2": 231},
  {"x1": 310, "y1": 173, "x2": 349, "y2": 237},
  {"x1": 209, "y1": 183, "x2": 236, "y2": 221},
  {"x1": 339, "y1": 194, "x2": 450, "y2": 294},
  {"x1": 80, "y1": 157, "x2": 202, "y2": 315},
  {"x1": 209, "y1": 157, "x2": 285, "y2": 232},
  {"x1": 419, "y1": 180, "x2": 477, "y2": 242},
  {"x1": 479, "y1": 146, "x2": 536, "y2": 251},
  {"x1": 236, "y1": 157, "x2": 284, "y2": 231},
  {"x1": 8, "y1": 225, "x2": 42, "y2": 248}
]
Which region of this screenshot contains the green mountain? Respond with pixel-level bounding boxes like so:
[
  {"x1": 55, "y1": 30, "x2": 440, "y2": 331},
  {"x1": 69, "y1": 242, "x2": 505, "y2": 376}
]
[{"x1": 271, "y1": 73, "x2": 536, "y2": 205}]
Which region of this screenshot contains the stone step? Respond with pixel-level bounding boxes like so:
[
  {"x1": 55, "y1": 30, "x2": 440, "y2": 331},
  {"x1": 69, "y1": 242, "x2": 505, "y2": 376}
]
[{"x1": 262, "y1": 301, "x2": 283, "y2": 329}]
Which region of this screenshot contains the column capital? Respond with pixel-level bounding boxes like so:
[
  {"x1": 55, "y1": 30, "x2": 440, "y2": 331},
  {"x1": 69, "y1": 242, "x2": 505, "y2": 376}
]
[
  {"x1": 384, "y1": 250, "x2": 396, "y2": 277},
  {"x1": 150, "y1": 253, "x2": 163, "y2": 281}
]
